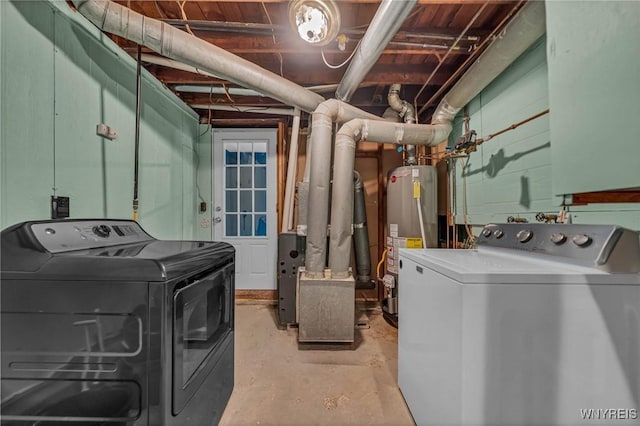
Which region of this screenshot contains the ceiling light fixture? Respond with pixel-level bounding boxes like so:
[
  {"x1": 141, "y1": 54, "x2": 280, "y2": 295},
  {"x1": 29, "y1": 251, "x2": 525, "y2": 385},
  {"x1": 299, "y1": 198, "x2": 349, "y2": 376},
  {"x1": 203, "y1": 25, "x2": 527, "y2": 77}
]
[{"x1": 288, "y1": 0, "x2": 341, "y2": 46}]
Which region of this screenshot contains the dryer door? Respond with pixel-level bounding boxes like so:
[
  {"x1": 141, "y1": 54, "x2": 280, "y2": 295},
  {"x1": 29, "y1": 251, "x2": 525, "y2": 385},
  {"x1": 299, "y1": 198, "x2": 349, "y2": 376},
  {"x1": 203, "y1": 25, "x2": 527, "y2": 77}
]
[{"x1": 172, "y1": 262, "x2": 234, "y2": 414}]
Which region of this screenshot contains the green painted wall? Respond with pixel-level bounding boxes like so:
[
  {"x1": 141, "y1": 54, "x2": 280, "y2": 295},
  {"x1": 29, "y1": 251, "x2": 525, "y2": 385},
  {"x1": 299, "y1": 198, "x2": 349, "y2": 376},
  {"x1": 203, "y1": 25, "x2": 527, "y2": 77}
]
[
  {"x1": 547, "y1": 0, "x2": 640, "y2": 195},
  {"x1": 195, "y1": 125, "x2": 214, "y2": 241},
  {"x1": 450, "y1": 38, "x2": 559, "y2": 227},
  {"x1": 451, "y1": 28, "x2": 640, "y2": 232},
  {"x1": 1, "y1": 0, "x2": 209, "y2": 239}
]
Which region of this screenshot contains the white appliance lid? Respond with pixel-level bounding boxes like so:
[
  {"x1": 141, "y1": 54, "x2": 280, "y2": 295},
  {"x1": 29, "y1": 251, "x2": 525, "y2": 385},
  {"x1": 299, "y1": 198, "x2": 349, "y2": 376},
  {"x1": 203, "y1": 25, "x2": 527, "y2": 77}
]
[{"x1": 399, "y1": 247, "x2": 640, "y2": 285}]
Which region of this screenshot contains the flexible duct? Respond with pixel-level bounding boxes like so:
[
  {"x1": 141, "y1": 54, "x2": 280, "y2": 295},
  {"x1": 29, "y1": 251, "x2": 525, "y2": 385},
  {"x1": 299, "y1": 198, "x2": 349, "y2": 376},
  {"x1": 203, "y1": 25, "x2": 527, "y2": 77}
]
[
  {"x1": 388, "y1": 84, "x2": 417, "y2": 165},
  {"x1": 328, "y1": 119, "x2": 450, "y2": 275},
  {"x1": 352, "y1": 171, "x2": 373, "y2": 287},
  {"x1": 335, "y1": 0, "x2": 417, "y2": 102},
  {"x1": 71, "y1": 0, "x2": 325, "y2": 113},
  {"x1": 431, "y1": 1, "x2": 545, "y2": 126},
  {"x1": 329, "y1": 2, "x2": 545, "y2": 274},
  {"x1": 305, "y1": 100, "x2": 379, "y2": 277}
]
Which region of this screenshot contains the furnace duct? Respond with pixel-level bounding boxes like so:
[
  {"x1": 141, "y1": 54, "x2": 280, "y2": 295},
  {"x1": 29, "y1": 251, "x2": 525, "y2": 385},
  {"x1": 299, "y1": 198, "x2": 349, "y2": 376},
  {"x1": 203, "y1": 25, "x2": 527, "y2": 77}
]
[
  {"x1": 304, "y1": 100, "x2": 379, "y2": 277},
  {"x1": 72, "y1": 0, "x2": 546, "y2": 282},
  {"x1": 71, "y1": 0, "x2": 324, "y2": 113},
  {"x1": 335, "y1": 0, "x2": 417, "y2": 102},
  {"x1": 387, "y1": 83, "x2": 417, "y2": 165},
  {"x1": 327, "y1": 1, "x2": 546, "y2": 276},
  {"x1": 430, "y1": 1, "x2": 546, "y2": 127}
]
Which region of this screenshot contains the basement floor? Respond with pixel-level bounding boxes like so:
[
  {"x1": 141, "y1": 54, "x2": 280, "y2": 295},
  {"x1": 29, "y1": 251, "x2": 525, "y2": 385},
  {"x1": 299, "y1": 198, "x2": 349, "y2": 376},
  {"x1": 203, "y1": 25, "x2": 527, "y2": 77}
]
[{"x1": 219, "y1": 302, "x2": 415, "y2": 426}]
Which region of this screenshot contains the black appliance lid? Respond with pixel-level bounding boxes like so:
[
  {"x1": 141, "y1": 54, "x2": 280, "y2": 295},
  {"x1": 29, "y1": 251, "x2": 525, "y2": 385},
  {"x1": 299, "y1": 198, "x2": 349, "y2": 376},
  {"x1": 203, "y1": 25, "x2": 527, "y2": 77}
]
[{"x1": 1, "y1": 219, "x2": 234, "y2": 281}]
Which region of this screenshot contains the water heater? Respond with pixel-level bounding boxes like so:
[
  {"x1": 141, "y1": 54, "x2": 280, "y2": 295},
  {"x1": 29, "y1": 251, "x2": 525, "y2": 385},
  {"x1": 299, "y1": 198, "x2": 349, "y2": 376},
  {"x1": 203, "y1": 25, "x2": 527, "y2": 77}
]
[{"x1": 383, "y1": 165, "x2": 437, "y2": 320}]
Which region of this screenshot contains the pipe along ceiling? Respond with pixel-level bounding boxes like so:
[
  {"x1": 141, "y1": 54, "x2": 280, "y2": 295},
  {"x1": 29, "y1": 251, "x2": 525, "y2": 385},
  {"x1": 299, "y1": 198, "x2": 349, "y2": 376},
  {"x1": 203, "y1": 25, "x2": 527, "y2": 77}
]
[{"x1": 72, "y1": 0, "x2": 546, "y2": 278}]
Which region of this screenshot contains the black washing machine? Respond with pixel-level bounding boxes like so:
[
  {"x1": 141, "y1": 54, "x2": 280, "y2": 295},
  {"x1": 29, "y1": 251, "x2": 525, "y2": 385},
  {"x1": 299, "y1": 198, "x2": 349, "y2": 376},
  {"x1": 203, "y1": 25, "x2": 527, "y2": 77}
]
[{"x1": 0, "y1": 219, "x2": 235, "y2": 425}]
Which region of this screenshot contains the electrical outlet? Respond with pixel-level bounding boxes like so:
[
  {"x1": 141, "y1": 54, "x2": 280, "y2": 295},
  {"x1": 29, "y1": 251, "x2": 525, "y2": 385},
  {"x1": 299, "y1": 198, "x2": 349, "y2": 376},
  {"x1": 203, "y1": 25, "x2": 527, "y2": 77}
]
[{"x1": 96, "y1": 123, "x2": 118, "y2": 140}]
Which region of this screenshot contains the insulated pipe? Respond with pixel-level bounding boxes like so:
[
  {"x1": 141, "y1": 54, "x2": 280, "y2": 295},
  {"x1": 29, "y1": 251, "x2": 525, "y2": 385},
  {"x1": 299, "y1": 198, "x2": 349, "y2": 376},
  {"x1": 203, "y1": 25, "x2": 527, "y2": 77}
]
[
  {"x1": 72, "y1": 0, "x2": 325, "y2": 113},
  {"x1": 388, "y1": 84, "x2": 417, "y2": 164},
  {"x1": 328, "y1": 119, "x2": 449, "y2": 275},
  {"x1": 282, "y1": 108, "x2": 301, "y2": 232},
  {"x1": 189, "y1": 104, "x2": 296, "y2": 116},
  {"x1": 431, "y1": 1, "x2": 545, "y2": 126},
  {"x1": 141, "y1": 54, "x2": 340, "y2": 94},
  {"x1": 305, "y1": 100, "x2": 379, "y2": 277},
  {"x1": 352, "y1": 171, "x2": 372, "y2": 286},
  {"x1": 140, "y1": 53, "x2": 219, "y2": 78},
  {"x1": 335, "y1": 0, "x2": 417, "y2": 102},
  {"x1": 327, "y1": 2, "x2": 545, "y2": 275}
]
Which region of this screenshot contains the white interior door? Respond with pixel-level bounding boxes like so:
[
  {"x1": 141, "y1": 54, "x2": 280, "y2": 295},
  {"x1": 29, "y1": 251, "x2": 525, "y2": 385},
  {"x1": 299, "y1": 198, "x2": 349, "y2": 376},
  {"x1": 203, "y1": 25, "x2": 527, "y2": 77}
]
[{"x1": 213, "y1": 129, "x2": 277, "y2": 290}]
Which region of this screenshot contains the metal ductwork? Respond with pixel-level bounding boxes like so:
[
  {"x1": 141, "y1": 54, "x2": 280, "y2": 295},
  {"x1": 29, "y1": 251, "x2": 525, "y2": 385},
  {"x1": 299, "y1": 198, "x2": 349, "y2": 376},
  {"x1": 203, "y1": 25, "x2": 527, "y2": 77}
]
[
  {"x1": 327, "y1": 2, "x2": 546, "y2": 274},
  {"x1": 388, "y1": 84, "x2": 417, "y2": 165},
  {"x1": 335, "y1": 0, "x2": 417, "y2": 102},
  {"x1": 431, "y1": 1, "x2": 546, "y2": 127},
  {"x1": 352, "y1": 171, "x2": 374, "y2": 288},
  {"x1": 71, "y1": 0, "x2": 325, "y2": 113},
  {"x1": 308, "y1": 1, "x2": 545, "y2": 276},
  {"x1": 304, "y1": 99, "x2": 379, "y2": 277},
  {"x1": 328, "y1": 119, "x2": 449, "y2": 275}
]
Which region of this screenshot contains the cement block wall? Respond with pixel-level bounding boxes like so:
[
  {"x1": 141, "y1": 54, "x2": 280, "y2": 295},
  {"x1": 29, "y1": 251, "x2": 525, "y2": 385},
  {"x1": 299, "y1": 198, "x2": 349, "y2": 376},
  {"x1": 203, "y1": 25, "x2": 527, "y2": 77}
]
[
  {"x1": 0, "y1": 0, "x2": 208, "y2": 239},
  {"x1": 449, "y1": 0, "x2": 640, "y2": 232}
]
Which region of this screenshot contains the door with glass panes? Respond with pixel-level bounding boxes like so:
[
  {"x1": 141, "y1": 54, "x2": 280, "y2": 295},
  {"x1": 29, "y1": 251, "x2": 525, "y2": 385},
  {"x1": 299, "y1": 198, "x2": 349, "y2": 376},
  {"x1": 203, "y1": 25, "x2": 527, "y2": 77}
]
[{"x1": 213, "y1": 129, "x2": 277, "y2": 290}]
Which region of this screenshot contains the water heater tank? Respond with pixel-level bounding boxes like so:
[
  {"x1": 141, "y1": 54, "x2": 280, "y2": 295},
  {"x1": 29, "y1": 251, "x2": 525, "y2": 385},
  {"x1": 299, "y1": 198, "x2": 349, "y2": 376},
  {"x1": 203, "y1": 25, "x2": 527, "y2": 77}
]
[{"x1": 386, "y1": 165, "x2": 437, "y2": 248}]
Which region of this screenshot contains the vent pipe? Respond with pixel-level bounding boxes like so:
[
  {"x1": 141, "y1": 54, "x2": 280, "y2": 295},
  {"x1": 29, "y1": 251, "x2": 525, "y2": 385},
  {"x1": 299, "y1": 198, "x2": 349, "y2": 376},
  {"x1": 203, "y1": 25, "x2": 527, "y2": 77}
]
[
  {"x1": 352, "y1": 171, "x2": 373, "y2": 288},
  {"x1": 335, "y1": 0, "x2": 417, "y2": 102},
  {"x1": 71, "y1": 0, "x2": 325, "y2": 113},
  {"x1": 328, "y1": 119, "x2": 449, "y2": 275},
  {"x1": 328, "y1": 1, "x2": 546, "y2": 274},
  {"x1": 430, "y1": 1, "x2": 545, "y2": 127},
  {"x1": 304, "y1": 100, "x2": 379, "y2": 277},
  {"x1": 388, "y1": 83, "x2": 417, "y2": 165}
]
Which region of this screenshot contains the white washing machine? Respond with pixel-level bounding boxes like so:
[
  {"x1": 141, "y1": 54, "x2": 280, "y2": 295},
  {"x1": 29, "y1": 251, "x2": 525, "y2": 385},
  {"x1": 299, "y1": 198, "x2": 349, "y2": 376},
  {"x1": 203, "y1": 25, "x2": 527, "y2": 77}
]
[{"x1": 398, "y1": 223, "x2": 640, "y2": 426}]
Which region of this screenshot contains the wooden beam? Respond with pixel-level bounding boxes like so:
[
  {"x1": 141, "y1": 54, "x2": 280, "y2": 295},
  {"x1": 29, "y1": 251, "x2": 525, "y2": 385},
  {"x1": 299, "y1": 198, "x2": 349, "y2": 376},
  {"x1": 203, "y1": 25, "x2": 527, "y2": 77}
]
[
  {"x1": 153, "y1": 64, "x2": 453, "y2": 85},
  {"x1": 209, "y1": 47, "x2": 469, "y2": 56},
  {"x1": 123, "y1": 44, "x2": 469, "y2": 57},
  {"x1": 194, "y1": 0, "x2": 513, "y2": 3},
  {"x1": 235, "y1": 290, "x2": 276, "y2": 303},
  {"x1": 277, "y1": 121, "x2": 286, "y2": 236},
  {"x1": 208, "y1": 118, "x2": 286, "y2": 126},
  {"x1": 571, "y1": 190, "x2": 640, "y2": 205}
]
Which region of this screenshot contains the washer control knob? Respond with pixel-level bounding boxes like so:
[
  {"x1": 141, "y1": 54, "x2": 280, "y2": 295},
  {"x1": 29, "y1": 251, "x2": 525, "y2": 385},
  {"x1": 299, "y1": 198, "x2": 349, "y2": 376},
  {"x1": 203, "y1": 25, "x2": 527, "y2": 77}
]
[
  {"x1": 493, "y1": 229, "x2": 504, "y2": 239},
  {"x1": 516, "y1": 229, "x2": 533, "y2": 243},
  {"x1": 482, "y1": 228, "x2": 493, "y2": 238},
  {"x1": 92, "y1": 225, "x2": 111, "y2": 238},
  {"x1": 572, "y1": 234, "x2": 591, "y2": 247},
  {"x1": 550, "y1": 233, "x2": 567, "y2": 245}
]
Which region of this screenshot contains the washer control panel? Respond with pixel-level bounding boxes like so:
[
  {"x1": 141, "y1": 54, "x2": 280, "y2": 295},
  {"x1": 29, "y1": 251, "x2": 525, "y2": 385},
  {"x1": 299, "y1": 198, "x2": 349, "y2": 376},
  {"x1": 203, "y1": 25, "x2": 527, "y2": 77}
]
[
  {"x1": 30, "y1": 220, "x2": 152, "y2": 253},
  {"x1": 477, "y1": 223, "x2": 640, "y2": 271}
]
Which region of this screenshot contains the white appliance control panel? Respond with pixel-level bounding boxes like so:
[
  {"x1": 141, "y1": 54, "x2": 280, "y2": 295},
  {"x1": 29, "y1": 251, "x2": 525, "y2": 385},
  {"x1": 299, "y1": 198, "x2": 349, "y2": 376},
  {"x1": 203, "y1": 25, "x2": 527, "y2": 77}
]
[{"x1": 478, "y1": 223, "x2": 640, "y2": 271}]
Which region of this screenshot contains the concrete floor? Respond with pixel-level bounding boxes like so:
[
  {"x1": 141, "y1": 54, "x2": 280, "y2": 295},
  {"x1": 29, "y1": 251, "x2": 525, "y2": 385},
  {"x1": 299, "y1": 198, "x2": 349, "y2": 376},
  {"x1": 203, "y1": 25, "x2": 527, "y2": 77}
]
[{"x1": 219, "y1": 302, "x2": 415, "y2": 426}]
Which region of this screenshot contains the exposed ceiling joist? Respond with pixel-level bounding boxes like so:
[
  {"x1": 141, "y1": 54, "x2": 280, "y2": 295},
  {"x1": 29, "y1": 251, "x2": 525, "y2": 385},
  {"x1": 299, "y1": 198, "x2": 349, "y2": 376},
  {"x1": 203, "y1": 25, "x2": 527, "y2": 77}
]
[{"x1": 106, "y1": 0, "x2": 521, "y2": 121}]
